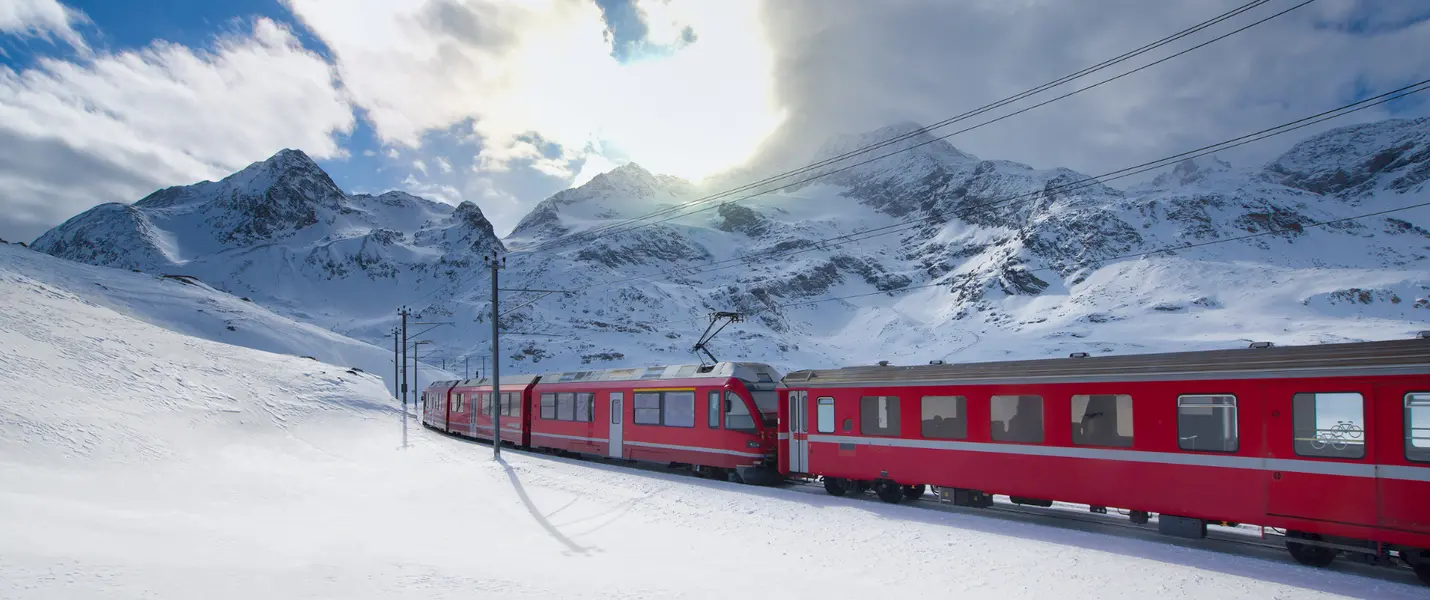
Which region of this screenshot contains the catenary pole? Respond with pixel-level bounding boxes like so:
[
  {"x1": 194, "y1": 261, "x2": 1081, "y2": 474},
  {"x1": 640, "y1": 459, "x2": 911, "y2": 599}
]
[
  {"x1": 400, "y1": 306, "x2": 409, "y2": 449},
  {"x1": 486, "y1": 252, "x2": 504, "y2": 458}
]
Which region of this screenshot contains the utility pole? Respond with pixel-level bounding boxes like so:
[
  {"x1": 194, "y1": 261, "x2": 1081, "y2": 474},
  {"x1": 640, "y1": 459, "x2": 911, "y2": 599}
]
[
  {"x1": 392, "y1": 327, "x2": 399, "y2": 402},
  {"x1": 484, "y1": 251, "x2": 505, "y2": 459},
  {"x1": 464, "y1": 356, "x2": 470, "y2": 379},
  {"x1": 400, "y1": 306, "x2": 409, "y2": 449}
]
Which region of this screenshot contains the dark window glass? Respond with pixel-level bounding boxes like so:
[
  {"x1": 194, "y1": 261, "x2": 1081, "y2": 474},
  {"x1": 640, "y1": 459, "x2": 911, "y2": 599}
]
[
  {"x1": 663, "y1": 391, "x2": 695, "y2": 427},
  {"x1": 575, "y1": 392, "x2": 594, "y2": 422},
  {"x1": 990, "y1": 395, "x2": 1043, "y2": 443},
  {"x1": 634, "y1": 392, "x2": 661, "y2": 425},
  {"x1": 1408, "y1": 393, "x2": 1430, "y2": 463},
  {"x1": 725, "y1": 391, "x2": 755, "y2": 433},
  {"x1": 557, "y1": 392, "x2": 575, "y2": 421},
  {"x1": 1177, "y1": 395, "x2": 1237, "y2": 452},
  {"x1": 920, "y1": 396, "x2": 966, "y2": 440},
  {"x1": 1294, "y1": 392, "x2": 1364, "y2": 459},
  {"x1": 1071, "y1": 394, "x2": 1133, "y2": 447},
  {"x1": 859, "y1": 396, "x2": 900, "y2": 436},
  {"x1": 540, "y1": 393, "x2": 556, "y2": 420}
]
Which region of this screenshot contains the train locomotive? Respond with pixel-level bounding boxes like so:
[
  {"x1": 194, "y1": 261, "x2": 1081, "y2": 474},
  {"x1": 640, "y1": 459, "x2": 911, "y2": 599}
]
[{"x1": 422, "y1": 335, "x2": 1430, "y2": 585}]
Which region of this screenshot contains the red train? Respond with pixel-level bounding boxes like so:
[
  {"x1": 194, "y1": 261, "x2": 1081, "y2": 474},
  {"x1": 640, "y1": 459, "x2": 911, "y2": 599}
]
[
  {"x1": 421, "y1": 336, "x2": 1430, "y2": 585},
  {"x1": 422, "y1": 361, "x2": 783, "y2": 484}
]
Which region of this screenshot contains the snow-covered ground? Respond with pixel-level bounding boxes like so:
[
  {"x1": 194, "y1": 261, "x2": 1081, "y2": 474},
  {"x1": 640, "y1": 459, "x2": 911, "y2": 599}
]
[{"x1": 3, "y1": 245, "x2": 1426, "y2": 598}]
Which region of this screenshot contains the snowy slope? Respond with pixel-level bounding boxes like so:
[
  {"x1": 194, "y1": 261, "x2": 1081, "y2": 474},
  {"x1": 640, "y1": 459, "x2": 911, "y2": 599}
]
[
  {"x1": 31, "y1": 119, "x2": 1430, "y2": 377},
  {"x1": 2, "y1": 268, "x2": 1425, "y2": 598},
  {"x1": 0, "y1": 244, "x2": 452, "y2": 391}
]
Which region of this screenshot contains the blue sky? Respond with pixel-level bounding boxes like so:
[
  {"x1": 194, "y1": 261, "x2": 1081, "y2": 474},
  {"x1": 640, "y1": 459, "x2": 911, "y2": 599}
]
[{"x1": 1, "y1": 0, "x2": 1428, "y2": 244}]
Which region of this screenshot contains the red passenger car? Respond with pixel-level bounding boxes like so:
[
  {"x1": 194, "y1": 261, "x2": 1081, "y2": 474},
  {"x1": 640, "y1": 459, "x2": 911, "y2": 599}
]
[
  {"x1": 527, "y1": 362, "x2": 783, "y2": 484},
  {"x1": 778, "y1": 338, "x2": 1430, "y2": 583}
]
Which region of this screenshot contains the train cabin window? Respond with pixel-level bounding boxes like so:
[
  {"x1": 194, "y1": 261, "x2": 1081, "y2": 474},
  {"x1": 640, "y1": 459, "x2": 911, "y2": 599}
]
[
  {"x1": 990, "y1": 395, "x2": 1044, "y2": 443},
  {"x1": 1177, "y1": 395, "x2": 1238, "y2": 452},
  {"x1": 1292, "y1": 392, "x2": 1365, "y2": 459},
  {"x1": 1407, "y1": 393, "x2": 1430, "y2": 463},
  {"x1": 556, "y1": 392, "x2": 576, "y2": 421},
  {"x1": 450, "y1": 393, "x2": 460, "y2": 413},
  {"x1": 663, "y1": 391, "x2": 696, "y2": 427},
  {"x1": 540, "y1": 393, "x2": 556, "y2": 420},
  {"x1": 634, "y1": 392, "x2": 661, "y2": 425},
  {"x1": 1071, "y1": 394, "x2": 1133, "y2": 447},
  {"x1": 478, "y1": 392, "x2": 490, "y2": 416},
  {"x1": 575, "y1": 392, "x2": 594, "y2": 422},
  {"x1": 708, "y1": 391, "x2": 720, "y2": 428},
  {"x1": 611, "y1": 395, "x2": 622, "y2": 425},
  {"x1": 725, "y1": 391, "x2": 756, "y2": 433},
  {"x1": 920, "y1": 396, "x2": 967, "y2": 440},
  {"x1": 817, "y1": 397, "x2": 835, "y2": 434},
  {"x1": 859, "y1": 396, "x2": 901, "y2": 437},
  {"x1": 509, "y1": 393, "x2": 522, "y2": 418}
]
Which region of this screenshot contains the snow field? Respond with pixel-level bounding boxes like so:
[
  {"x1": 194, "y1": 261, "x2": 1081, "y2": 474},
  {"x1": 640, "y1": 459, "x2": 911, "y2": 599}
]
[{"x1": 2, "y1": 261, "x2": 1425, "y2": 598}]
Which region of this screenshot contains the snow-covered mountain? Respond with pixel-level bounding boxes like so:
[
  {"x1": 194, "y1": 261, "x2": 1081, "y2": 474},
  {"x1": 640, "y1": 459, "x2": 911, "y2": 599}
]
[
  {"x1": 0, "y1": 243, "x2": 452, "y2": 392},
  {"x1": 32, "y1": 119, "x2": 1430, "y2": 375}
]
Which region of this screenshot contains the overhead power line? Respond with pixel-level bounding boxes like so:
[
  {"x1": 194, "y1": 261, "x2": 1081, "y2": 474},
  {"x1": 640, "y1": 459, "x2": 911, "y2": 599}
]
[
  {"x1": 395, "y1": 0, "x2": 1304, "y2": 316},
  {"x1": 518, "y1": 0, "x2": 1308, "y2": 256},
  {"x1": 568, "y1": 78, "x2": 1430, "y2": 294}
]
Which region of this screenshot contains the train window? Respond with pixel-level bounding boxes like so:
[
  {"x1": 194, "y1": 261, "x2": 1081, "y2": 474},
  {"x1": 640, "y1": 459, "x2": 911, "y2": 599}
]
[
  {"x1": 575, "y1": 392, "x2": 594, "y2": 422},
  {"x1": 509, "y1": 393, "x2": 522, "y2": 418},
  {"x1": 611, "y1": 395, "x2": 622, "y2": 425},
  {"x1": 634, "y1": 392, "x2": 661, "y2": 425},
  {"x1": 859, "y1": 396, "x2": 901, "y2": 436},
  {"x1": 479, "y1": 392, "x2": 490, "y2": 416},
  {"x1": 990, "y1": 395, "x2": 1043, "y2": 443},
  {"x1": 725, "y1": 391, "x2": 756, "y2": 433},
  {"x1": 1177, "y1": 395, "x2": 1238, "y2": 452},
  {"x1": 1406, "y1": 393, "x2": 1430, "y2": 463},
  {"x1": 556, "y1": 392, "x2": 575, "y2": 421},
  {"x1": 817, "y1": 397, "x2": 835, "y2": 434},
  {"x1": 540, "y1": 393, "x2": 556, "y2": 420},
  {"x1": 1293, "y1": 392, "x2": 1365, "y2": 459},
  {"x1": 1071, "y1": 394, "x2": 1133, "y2": 448},
  {"x1": 708, "y1": 391, "x2": 720, "y2": 428},
  {"x1": 663, "y1": 391, "x2": 696, "y2": 427},
  {"x1": 920, "y1": 396, "x2": 967, "y2": 440},
  {"x1": 450, "y1": 393, "x2": 460, "y2": 413}
]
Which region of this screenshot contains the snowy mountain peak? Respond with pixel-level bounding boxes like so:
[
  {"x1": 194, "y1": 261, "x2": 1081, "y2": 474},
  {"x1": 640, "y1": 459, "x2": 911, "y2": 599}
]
[
  {"x1": 1263, "y1": 117, "x2": 1430, "y2": 198},
  {"x1": 1151, "y1": 156, "x2": 1234, "y2": 188},
  {"x1": 814, "y1": 121, "x2": 979, "y2": 168},
  {"x1": 509, "y1": 163, "x2": 694, "y2": 242}
]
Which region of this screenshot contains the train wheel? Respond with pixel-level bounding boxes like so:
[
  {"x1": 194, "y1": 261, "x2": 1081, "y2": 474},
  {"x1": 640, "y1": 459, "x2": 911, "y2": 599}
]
[
  {"x1": 823, "y1": 477, "x2": 849, "y2": 497},
  {"x1": 902, "y1": 484, "x2": 926, "y2": 500},
  {"x1": 1285, "y1": 532, "x2": 1337, "y2": 568},
  {"x1": 1415, "y1": 562, "x2": 1430, "y2": 587},
  {"x1": 875, "y1": 480, "x2": 904, "y2": 504}
]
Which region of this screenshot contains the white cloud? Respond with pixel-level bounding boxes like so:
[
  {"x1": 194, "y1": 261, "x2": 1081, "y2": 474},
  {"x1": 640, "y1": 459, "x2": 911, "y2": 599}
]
[
  {"x1": 386, "y1": 147, "x2": 400, "y2": 159},
  {"x1": 283, "y1": 0, "x2": 784, "y2": 181},
  {"x1": 0, "y1": 17, "x2": 354, "y2": 242},
  {"x1": 434, "y1": 156, "x2": 452, "y2": 173},
  {"x1": 756, "y1": 0, "x2": 1430, "y2": 178},
  {"x1": 362, "y1": 149, "x2": 376, "y2": 157},
  {"x1": 412, "y1": 158, "x2": 428, "y2": 175},
  {"x1": 0, "y1": 0, "x2": 88, "y2": 52}
]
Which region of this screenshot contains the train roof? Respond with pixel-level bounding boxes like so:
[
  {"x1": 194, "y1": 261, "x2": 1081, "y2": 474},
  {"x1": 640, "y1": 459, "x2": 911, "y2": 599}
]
[
  {"x1": 538, "y1": 361, "x2": 782, "y2": 385},
  {"x1": 782, "y1": 337, "x2": 1430, "y2": 387}
]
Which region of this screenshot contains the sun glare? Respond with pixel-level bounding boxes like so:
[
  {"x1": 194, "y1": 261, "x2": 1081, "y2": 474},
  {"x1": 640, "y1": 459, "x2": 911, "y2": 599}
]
[{"x1": 596, "y1": 0, "x2": 785, "y2": 181}]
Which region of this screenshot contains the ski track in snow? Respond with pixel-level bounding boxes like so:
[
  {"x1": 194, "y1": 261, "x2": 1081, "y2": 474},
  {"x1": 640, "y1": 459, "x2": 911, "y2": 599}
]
[{"x1": 3, "y1": 250, "x2": 1428, "y2": 598}]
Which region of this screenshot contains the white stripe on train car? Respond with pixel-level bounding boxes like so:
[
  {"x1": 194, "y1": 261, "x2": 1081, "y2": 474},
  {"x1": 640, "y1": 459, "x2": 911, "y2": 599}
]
[
  {"x1": 623, "y1": 440, "x2": 765, "y2": 458},
  {"x1": 804, "y1": 434, "x2": 1430, "y2": 483},
  {"x1": 532, "y1": 432, "x2": 608, "y2": 443}
]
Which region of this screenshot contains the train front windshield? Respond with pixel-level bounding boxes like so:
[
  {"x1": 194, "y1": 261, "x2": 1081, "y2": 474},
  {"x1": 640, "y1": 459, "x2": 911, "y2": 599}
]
[{"x1": 742, "y1": 381, "x2": 778, "y2": 427}]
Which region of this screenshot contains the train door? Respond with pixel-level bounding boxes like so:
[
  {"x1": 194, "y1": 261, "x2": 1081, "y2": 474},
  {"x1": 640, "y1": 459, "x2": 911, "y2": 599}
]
[
  {"x1": 1263, "y1": 381, "x2": 1379, "y2": 527},
  {"x1": 790, "y1": 390, "x2": 809, "y2": 473},
  {"x1": 1376, "y1": 383, "x2": 1430, "y2": 533},
  {"x1": 609, "y1": 392, "x2": 624, "y2": 459}
]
